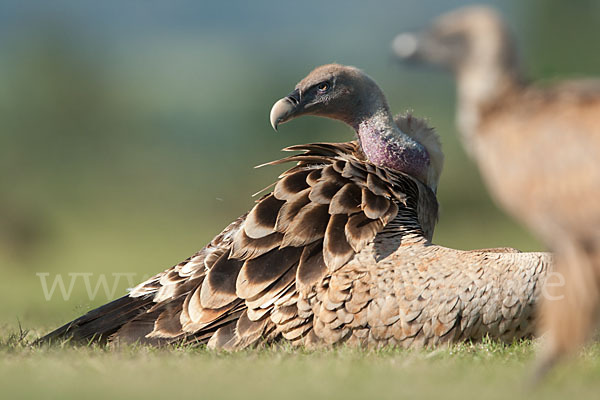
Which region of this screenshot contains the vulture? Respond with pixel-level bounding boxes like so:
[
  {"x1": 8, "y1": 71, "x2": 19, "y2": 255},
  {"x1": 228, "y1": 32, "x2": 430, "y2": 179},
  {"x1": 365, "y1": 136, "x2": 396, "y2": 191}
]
[
  {"x1": 38, "y1": 64, "x2": 551, "y2": 350},
  {"x1": 393, "y1": 6, "x2": 600, "y2": 371}
]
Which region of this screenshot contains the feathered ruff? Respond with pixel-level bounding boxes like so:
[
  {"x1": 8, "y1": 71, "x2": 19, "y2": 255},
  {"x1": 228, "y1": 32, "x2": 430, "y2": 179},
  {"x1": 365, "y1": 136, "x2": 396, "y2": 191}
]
[{"x1": 394, "y1": 112, "x2": 444, "y2": 193}]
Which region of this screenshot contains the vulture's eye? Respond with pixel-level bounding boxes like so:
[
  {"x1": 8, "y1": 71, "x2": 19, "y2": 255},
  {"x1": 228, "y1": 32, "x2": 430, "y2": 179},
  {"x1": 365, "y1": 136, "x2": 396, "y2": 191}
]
[{"x1": 316, "y1": 82, "x2": 330, "y2": 93}]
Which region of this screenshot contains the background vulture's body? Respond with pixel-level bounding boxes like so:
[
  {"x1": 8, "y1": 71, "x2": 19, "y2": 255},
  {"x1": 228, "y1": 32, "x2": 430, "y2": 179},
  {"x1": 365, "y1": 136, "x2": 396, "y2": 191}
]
[
  {"x1": 393, "y1": 7, "x2": 600, "y2": 370},
  {"x1": 472, "y1": 80, "x2": 600, "y2": 371},
  {"x1": 39, "y1": 64, "x2": 551, "y2": 350}
]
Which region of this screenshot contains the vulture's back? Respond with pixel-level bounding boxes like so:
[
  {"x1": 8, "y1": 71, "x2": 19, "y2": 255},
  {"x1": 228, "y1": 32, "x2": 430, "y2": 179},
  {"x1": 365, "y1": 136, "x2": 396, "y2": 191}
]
[{"x1": 475, "y1": 82, "x2": 600, "y2": 243}]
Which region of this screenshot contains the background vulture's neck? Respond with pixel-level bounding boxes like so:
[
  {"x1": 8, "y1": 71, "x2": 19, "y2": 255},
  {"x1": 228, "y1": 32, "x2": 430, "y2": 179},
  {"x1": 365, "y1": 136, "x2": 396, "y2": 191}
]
[{"x1": 455, "y1": 31, "x2": 523, "y2": 155}]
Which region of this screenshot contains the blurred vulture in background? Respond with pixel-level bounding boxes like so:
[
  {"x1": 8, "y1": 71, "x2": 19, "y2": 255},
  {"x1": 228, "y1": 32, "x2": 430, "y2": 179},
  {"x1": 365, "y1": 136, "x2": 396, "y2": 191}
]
[
  {"x1": 393, "y1": 6, "x2": 600, "y2": 374},
  {"x1": 39, "y1": 64, "x2": 551, "y2": 350}
]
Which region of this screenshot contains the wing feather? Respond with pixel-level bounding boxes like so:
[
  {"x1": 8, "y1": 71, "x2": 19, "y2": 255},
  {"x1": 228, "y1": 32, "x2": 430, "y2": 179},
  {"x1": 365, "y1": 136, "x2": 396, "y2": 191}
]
[{"x1": 41, "y1": 141, "x2": 435, "y2": 350}]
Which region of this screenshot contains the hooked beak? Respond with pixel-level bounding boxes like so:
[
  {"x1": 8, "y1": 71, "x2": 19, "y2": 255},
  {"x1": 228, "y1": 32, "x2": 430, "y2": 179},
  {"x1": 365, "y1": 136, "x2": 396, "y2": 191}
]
[
  {"x1": 391, "y1": 32, "x2": 422, "y2": 62},
  {"x1": 269, "y1": 89, "x2": 301, "y2": 131},
  {"x1": 392, "y1": 28, "x2": 460, "y2": 71}
]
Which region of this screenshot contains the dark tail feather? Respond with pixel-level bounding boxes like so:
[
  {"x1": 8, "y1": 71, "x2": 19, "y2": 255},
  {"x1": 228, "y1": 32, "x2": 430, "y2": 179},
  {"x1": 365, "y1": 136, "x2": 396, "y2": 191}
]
[{"x1": 36, "y1": 295, "x2": 155, "y2": 345}]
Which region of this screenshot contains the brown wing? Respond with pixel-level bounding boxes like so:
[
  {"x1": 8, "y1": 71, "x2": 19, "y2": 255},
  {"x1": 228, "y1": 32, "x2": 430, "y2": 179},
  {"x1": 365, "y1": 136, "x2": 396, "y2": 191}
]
[{"x1": 45, "y1": 142, "x2": 435, "y2": 348}]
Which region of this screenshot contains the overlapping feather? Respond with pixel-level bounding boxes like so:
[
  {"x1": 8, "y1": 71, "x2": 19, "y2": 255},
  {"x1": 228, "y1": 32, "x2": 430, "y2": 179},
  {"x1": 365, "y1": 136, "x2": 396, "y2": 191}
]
[{"x1": 109, "y1": 141, "x2": 435, "y2": 347}]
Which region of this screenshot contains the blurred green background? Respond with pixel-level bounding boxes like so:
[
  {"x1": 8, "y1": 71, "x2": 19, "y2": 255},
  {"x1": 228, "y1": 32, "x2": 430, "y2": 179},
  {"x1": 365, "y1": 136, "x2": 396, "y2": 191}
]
[{"x1": 1, "y1": 0, "x2": 599, "y2": 330}]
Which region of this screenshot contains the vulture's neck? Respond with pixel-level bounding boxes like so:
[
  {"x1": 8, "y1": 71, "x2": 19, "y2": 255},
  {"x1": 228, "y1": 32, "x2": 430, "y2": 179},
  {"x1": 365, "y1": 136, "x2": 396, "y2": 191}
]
[
  {"x1": 455, "y1": 35, "x2": 523, "y2": 155},
  {"x1": 352, "y1": 99, "x2": 430, "y2": 185}
]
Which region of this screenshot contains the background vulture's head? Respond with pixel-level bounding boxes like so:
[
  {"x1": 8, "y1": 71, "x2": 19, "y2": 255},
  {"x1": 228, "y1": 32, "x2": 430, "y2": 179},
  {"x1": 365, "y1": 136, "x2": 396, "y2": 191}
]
[{"x1": 392, "y1": 6, "x2": 516, "y2": 75}]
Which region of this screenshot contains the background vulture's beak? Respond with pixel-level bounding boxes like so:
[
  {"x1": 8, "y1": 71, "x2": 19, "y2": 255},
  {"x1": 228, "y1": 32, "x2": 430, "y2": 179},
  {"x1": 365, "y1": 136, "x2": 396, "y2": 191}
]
[{"x1": 391, "y1": 32, "x2": 423, "y2": 62}]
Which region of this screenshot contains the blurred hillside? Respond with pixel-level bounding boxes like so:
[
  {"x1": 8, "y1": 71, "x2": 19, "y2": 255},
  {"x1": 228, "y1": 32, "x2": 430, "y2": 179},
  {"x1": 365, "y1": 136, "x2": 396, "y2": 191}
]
[{"x1": 1, "y1": 0, "x2": 599, "y2": 327}]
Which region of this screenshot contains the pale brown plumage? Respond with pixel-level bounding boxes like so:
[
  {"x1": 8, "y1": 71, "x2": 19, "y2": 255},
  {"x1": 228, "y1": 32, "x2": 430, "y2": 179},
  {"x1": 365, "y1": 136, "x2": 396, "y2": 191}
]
[
  {"x1": 394, "y1": 6, "x2": 600, "y2": 371},
  {"x1": 39, "y1": 64, "x2": 551, "y2": 350}
]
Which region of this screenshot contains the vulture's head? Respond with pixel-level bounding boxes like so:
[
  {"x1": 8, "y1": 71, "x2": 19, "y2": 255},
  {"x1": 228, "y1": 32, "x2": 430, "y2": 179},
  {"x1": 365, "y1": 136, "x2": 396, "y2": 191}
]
[
  {"x1": 269, "y1": 63, "x2": 444, "y2": 193},
  {"x1": 270, "y1": 64, "x2": 387, "y2": 130},
  {"x1": 391, "y1": 6, "x2": 517, "y2": 75}
]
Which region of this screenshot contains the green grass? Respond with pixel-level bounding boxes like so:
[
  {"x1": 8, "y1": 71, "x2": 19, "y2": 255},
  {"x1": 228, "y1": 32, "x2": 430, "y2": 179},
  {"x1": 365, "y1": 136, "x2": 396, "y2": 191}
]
[{"x1": 2, "y1": 326, "x2": 599, "y2": 400}]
